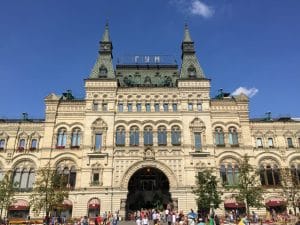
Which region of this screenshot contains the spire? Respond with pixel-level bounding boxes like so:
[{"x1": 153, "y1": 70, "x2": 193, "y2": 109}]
[
  {"x1": 89, "y1": 23, "x2": 115, "y2": 79},
  {"x1": 179, "y1": 24, "x2": 205, "y2": 79},
  {"x1": 183, "y1": 24, "x2": 193, "y2": 42},
  {"x1": 101, "y1": 22, "x2": 110, "y2": 42}
]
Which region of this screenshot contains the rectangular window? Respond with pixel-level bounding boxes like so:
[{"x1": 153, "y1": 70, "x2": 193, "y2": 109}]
[
  {"x1": 30, "y1": 139, "x2": 37, "y2": 149},
  {"x1": 268, "y1": 138, "x2": 274, "y2": 148},
  {"x1": 154, "y1": 103, "x2": 160, "y2": 112},
  {"x1": 18, "y1": 139, "x2": 25, "y2": 150},
  {"x1": 93, "y1": 102, "x2": 98, "y2": 111},
  {"x1": 93, "y1": 173, "x2": 99, "y2": 183},
  {"x1": 0, "y1": 139, "x2": 5, "y2": 150},
  {"x1": 188, "y1": 103, "x2": 193, "y2": 111},
  {"x1": 172, "y1": 103, "x2": 177, "y2": 112},
  {"x1": 197, "y1": 103, "x2": 202, "y2": 112},
  {"x1": 287, "y1": 138, "x2": 294, "y2": 148},
  {"x1": 136, "y1": 103, "x2": 142, "y2": 112},
  {"x1": 118, "y1": 103, "x2": 123, "y2": 112},
  {"x1": 145, "y1": 103, "x2": 151, "y2": 112},
  {"x1": 163, "y1": 103, "x2": 168, "y2": 112},
  {"x1": 127, "y1": 103, "x2": 132, "y2": 112},
  {"x1": 194, "y1": 132, "x2": 202, "y2": 151},
  {"x1": 95, "y1": 134, "x2": 102, "y2": 151},
  {"x1": 102, "y1": 103, "x2": 108, "y2": 112},
  {"x1": 256, "y1": 138, "x2": 263, "y2": 148}
]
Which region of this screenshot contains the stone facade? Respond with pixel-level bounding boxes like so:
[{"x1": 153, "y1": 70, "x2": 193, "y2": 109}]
[{"x1": 0, "y1": 24, "x2": 300, "y2": 219}]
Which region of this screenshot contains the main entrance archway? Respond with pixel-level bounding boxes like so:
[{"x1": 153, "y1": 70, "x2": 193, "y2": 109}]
[{"x1": 126, "y1": 167, "x2": 172, "y2": 216}]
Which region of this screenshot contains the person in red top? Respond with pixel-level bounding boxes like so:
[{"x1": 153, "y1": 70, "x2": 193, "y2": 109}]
[{"x1": 95, "y1": 214, "x2": 102, "y2": 225}]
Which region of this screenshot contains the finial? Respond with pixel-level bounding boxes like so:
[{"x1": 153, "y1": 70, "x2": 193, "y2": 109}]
[
  {"x1": 101, "y1": 22, "x2": 110, "y2": 42},
  {"x1": 183, "y1": 23, "x2": 193, "y2": 42}
]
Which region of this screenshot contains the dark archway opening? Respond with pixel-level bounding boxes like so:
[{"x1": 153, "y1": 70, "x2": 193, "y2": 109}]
[{"x1": 126, "y1": 167, "x2": 172, "y2": 219}]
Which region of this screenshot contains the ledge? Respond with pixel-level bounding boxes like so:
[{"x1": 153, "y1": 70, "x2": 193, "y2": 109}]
[
  {"x1": 87, "y1": 152, "x2": 108, "y2": 158},
  {"x1": 190, "y1": 151, "x2": 210, "y2": 157}
]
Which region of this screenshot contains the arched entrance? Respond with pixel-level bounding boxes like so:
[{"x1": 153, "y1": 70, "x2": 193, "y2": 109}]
[{"x1": 126, "y1": 167, "x2": 172, "y2": 217}]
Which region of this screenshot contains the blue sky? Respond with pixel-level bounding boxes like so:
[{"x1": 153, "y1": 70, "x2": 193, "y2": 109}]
[{"x1": 0, "y1": 0, "x2": 299, "y2": 119}]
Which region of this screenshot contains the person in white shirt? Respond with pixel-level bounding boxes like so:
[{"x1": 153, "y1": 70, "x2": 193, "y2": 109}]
[{"x1": 142, "y1": 216, "x2": 149, "y2": 225}]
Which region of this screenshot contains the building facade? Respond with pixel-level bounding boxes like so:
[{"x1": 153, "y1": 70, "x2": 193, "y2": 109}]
[{"x1": 0, "y1": 24, "x2": 300, "y2": 219}]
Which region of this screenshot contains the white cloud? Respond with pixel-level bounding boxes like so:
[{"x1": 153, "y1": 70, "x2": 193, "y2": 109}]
[
  {"x1": 189, "y1": 0, "x2": 214, "y2": 18},
  {"x1": 169, "y1": 0, "x2": 214, "y2": 18},
  {"x1": 231, "y1": 87, "x2": 259, "y2": 98}
]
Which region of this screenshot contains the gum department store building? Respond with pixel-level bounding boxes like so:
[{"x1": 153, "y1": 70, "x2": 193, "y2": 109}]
[{"x1": 0, "y1": 24, "x2": 300, "y2": 219}]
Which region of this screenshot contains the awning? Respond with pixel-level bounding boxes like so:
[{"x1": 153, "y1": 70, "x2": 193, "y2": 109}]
[
  {"x1": 62, "y1": 199, "x2": 73, "y2": 208},
  {"x1": 9, "y1": 200, "x2": 29, "y2": 211},
  {"x1": 224, "y1": 198, "x2": 245, "y2": 209},
  {"x1": 265, "y1": 198, "x2": 286, "y2": 207},
  {"x1": 88, "y1": 198, "x2": 100, "y2": 209}
]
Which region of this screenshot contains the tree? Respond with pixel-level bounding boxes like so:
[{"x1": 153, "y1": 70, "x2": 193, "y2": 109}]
[
  {"x1": 29, "y1": 163, "x2": 69, "y2": 218},
  {"x1": 235, "y1": 154, "x2": 263, "y2": 215},
  {"x1": 0, "y1": 171, "x2": 18, "y2": 218},
  {"x1": 193, "y1": 169, "x2": 222, "y2": 215},
  {"x1": 280, "y1": 167, "x2": 300, "y2": 215}
]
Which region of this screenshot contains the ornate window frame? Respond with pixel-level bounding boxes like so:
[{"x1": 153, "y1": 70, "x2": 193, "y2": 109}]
[
  {"x1": 190, "y1": 118, "x2": 206, "y2": 151},
  {"x1": 91, "y1": 118, "x2": 108, "y2": 152}
]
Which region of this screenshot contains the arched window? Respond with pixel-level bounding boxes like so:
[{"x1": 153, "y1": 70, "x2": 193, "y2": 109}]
[
  {"x1": 215, "y1": 127, "x2": 225, "y2": 146},
  {"x1": 13, "y1": 167, "x2": 35, "y2": 191},
  {"x1": 116, "y1": 126, "x2": 125, "y2": 146},
  {"x1": 260, "y1": 164, "x2": 281, "y2": 186},
  {"x1": 130, "y1": 126, "x2": 139, "y2": 146},
  {"x1": 157, "y1": 126, "x2": 167, "y2": 146},
  {"x1": 171, "y1": 126, "x2": 181, "y2": 146},
  {"x1": 18, "y1": 139, "x2": 26, "y2": 151},
  {"x1": 0, "y1": 139, "x2": 5, "y2": 150},
  {"x1": 144, "y1": 126, "x2": 153, "y2": 146},
  {"x1": 30, "y1": 139, "x2": 38, "y2": 150},
  {"x1": 291, "y1": 164, "x2": 300, "y2": 185},
  {"x1": 188, "y1": 66, "x2": 196, "y2": 77},
  {"x1": 71, "y1": 128, "x2": 81, "y2": 148},
  {"x1": 220, "y1": 164, "x2": 239, "y2": 186},
  {"x1": 228, "y1": 127, "x2": 239, "y2": 146},
  {"x1": 57, "y1": 128, "x2": 67, "y2": 148},
  {"x1": 57, "y1": 166, "x2": 77, "y2": 190}
]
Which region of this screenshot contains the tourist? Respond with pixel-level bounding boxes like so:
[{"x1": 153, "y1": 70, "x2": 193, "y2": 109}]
[{"x1": 142, "y1": 215, "x2": 149, "y2": 225}]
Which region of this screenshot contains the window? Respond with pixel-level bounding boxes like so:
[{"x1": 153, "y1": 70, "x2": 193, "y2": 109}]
[
  {"x1": 118, "y1": 103, "x2": 123, "y2": 112},
  {"x1": 30, "y1": 139, "x2": 37, "y2": 150},
  {"x1": 130, "y1": 126, "x2": 139, "y2": 146},
  {"x1": 163, "y1": 103, "x2": 168, "y2": 112},
  {"x1": 93, "y1": 102, "x2": 98, "y2": 111},
  {"x1": 0, "y1": 168, "x2": 3, "y2": 181},
  {"x1": 197, "y1": 103, "x2": 202, "y2": 112},
  {"x1": 56, "y1": 166, "x2": 77, "y2": 189},
  {"x1": 188, "y1": 66, "x2": 196, "y2": 77},
  {"x1": 256, "y1": 138, "x2": 263, "y2": 148},
  {"x1": 172, "y1": 103, "x2": 177, "y2": 112},
  {"x1": 298, "y1": 138, "x2": 300, "y2": 147},
  {"x1": 220, "y1": 164, "x2": 239, "y2": 186},
  {"x1": 71, "y1": 128, "x2": 81, "y2": 148},
  {"x1": 188, "y1": 103, "x2": 193, "y2": 111},
  {"x1": 144, "y1": 126, "x2": 153, "y2": 146},
  {"x1": 194, "y1": 132, "x2": 202, "y2": 151},
  {"x1": 116, "y1": 126, "x2": 125, "y2": 146},
  {"x1": 228, "y1": 127, "x2": 239, "y2": 146},
  {"x1": 268, "y1": 138, "x2": 274, "y2": 148},
  {"x1": 99, "y1": 66, "x2": 108, "y2": 77},
  {"x1": 154, "y1": 103, "x2": 160, "y2": 112},
  {"x1": 136, "y1": 103, "x2": 142, "y2": 112},
  {"x1": 291, "y1": 164, "x2": 300, "y2": 185},
  {"x1": 287, "y1": 138, "x2": 294, "y2": 148},
  {"x1": 0, "y1": 139, "x2": 5, "y2": 150},
  {"x1": 57, "y1": 128, "x2": 67, "y2": 148},
  {"x1": 215, "y1": 127, "x2": 225, "y2": 146},
  {"x1": 18, "y1": 139, "x2": 26, "y2": 151},
  {"x1": 91, "y1": 168, "x2": 100, "y2": 185},
  {"x1": 157, "y1": 126, "x2": 167, "y2": 146},
  {"x1": 145, "y1": 103, "x2": 151, "y2": 112},
  {"x1": 260, "y1": 165, "x2": 281, "y2": 186},
  {"x1": 13, "y1": 168, "x2": 35, "y2": 191},
  {"x1": 171, "y1": 126, "x2": 181, "y2": 146},
  {"x1": 102, "y1": 103, "x2": 108, "y2": 112},
  {"x1": 95, "y1": 134, "x2": 102, "y2": 151},
  {"x1": 127, "y1": 103, "x2": 132, "y2": 112}
]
